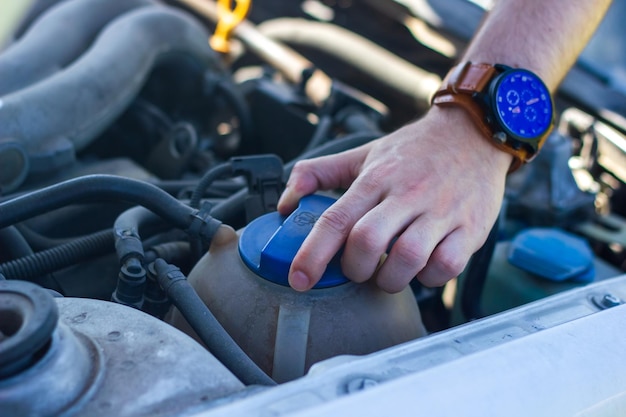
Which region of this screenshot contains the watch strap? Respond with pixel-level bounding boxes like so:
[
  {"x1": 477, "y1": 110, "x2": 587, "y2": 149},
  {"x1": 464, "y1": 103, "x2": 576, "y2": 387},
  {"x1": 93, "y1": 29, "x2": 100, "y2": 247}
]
[{"x1": 432, "y1": 62, "x2": 528, "y2": 172}]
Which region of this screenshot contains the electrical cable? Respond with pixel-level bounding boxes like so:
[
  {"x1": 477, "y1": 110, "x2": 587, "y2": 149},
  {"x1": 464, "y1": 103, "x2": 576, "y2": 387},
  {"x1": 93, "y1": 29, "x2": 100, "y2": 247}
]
[
  {"x1": 189, "y1": 162, "x2": 233, "y2": 209},
  {"x1": 0, "y1": 229, "x2": 113, "y2": 281}
]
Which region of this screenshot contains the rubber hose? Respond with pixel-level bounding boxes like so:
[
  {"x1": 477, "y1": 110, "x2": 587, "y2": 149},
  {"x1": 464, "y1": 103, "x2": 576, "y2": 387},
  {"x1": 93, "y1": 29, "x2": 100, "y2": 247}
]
[
  {"x1": 214, "y1": 79, "x2": 255, "y2": 152},
  {"x1": 0, "y1": 6, "x2": 218, "y2": 192},
  {"x1": 154, "y1": 259, "x2": 276, "y2": 386},
  {"x1": 14, "y1": 224, "x2": 74, "y2": 251},
  {"x1": 151, "y1": 178, "x2": 244, "y2": 198},
  {"x1": 257, "y1": 18, "x2": 441, "y2": 110},
  {"x1": 302, "y1": 115, "x2": 334, "y2": 153},
  {"x1": 145, "y1": 241, "x2": 191, "y2": 266},
  {"x1": 0, "y1": 175, "x2": 212, "y2": 245},
  {"x1": 0, "y1": 229, "x2": 113, "y2": 281},
  {"x1": 190, "y1": 162, "x2": 233, "y2": 209},
  {"x1": 0, "y1": 226, "x2": 33, "y2": 260},
  {"x1": 0, "y1": 0, "x2": 154, "y2": 96},
  {"x1": 210, "y1": 131, "x2": 380, "y2": 223},
  {"x1": 461, "y1": 216, "x2": 500, "y2": 321},
  {"x1": 11, "y1": 0, "x2": 66, "y2": 40},
  {"x1": 114, "y1": 205, "x2": 169, "y2": 238}
]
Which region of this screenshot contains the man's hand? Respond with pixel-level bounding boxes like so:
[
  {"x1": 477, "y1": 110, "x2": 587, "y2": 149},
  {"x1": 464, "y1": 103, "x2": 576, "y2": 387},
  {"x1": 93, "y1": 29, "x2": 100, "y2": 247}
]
[{"x1": 278, "y1": 107, "x2": 512, "y2": 292}]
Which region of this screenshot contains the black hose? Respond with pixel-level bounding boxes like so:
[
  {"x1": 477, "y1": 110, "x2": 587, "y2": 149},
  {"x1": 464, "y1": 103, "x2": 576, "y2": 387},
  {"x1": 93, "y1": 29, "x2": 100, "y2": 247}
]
[
  {"x1": 0, "y1": 226, "x2": 33, "y2": 260},
  {"x1": 210, "y1": 131, "x2": 380, "y2": 223},
  {"x1": 0, "y1": 6, "x2": 219, "y2": 192},
  {"x1": 0, "y1": 229, "x2": 113, "y2": 281},
  {"x1": 0, "y1": 175, "x2": 219, "y2": 246},
  {"x1": 189, "y1": 162, "x2": 233, "y2": 209},
  {"x1": 14, "y1": 224, "x2": 75, "y2": 251},
  {"x1": 302, "y1": 115, "x2": 334, "y2": 153},
  {"x1": 461, "y1": 216, "x2": 500, "y2": 321},
  {"x1": 114, "y1": 205, "x2": 169, "y2": 238},
  {"x1": 0, "y1": 0, "x2": 153, "y2": 96},
  {"x1": 213, "y1": 78, "x2": 255, "y2": 150},
  {"x1": 153, "y1": 259, "x2": 276, "y2": 386},
  {"x1": 150, "y1": 178, "x2": 244, "y2": 199}
]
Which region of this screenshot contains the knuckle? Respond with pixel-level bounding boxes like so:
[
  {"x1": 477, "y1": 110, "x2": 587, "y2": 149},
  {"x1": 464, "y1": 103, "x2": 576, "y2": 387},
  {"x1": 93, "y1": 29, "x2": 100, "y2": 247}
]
[
  {"x1": 356, "y1": 173, "x2": 385, "y2": 196},
  {"x1": 392, "y1": 242, "x2": 428, "y2": 272},
  {"x1": 432, "y1": 250, "x2": 467, "y2": 278},
  {"x1": 291, "y1": 159, "x2": 312, "y2": 173},
  {"x1": 349, "y1": 223, "x2": 385, "y2": 256},
  {"x1": 317, "y1": 207, "x2": 354, "y2": 236}
]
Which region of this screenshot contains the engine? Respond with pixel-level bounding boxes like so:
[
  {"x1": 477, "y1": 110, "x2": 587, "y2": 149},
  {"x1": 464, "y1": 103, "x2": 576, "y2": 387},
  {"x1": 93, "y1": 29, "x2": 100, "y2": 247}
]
[{"x1": 2, "y1": 0, "x2": 626, "y2": 416}]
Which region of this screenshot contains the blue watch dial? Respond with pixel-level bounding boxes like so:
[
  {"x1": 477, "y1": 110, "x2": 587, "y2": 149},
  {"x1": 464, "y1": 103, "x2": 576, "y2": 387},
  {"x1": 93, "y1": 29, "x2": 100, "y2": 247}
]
[{"x1": 493, "y1": 69, "x2": 553, "y2": 140}]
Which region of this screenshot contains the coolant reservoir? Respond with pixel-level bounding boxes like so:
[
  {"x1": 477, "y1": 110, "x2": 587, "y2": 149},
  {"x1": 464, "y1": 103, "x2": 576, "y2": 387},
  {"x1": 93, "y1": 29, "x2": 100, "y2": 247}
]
[{"x1": 171, "y1": 195, "x2": 426, "y2": 382}]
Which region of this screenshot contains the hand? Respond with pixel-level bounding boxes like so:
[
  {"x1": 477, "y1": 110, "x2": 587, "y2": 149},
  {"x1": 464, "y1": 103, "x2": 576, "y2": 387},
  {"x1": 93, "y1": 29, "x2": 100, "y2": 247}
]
[{"x1": 277, "y1": 106, "x2": 513, "y2": 293}]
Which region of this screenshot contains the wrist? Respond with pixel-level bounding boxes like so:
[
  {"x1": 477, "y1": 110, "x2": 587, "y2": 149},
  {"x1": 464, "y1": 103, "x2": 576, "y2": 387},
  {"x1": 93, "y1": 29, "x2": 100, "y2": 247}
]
[
  {"x1": 425, "y1": 105, "x2": 514, "y2": 175},
  {"x1": 431, "y1": 62, "x2": 554, "y2": 172}
]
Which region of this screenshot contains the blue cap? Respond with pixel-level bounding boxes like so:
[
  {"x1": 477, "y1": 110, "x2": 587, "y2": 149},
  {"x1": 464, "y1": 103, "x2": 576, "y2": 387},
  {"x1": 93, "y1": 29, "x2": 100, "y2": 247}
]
[
  {"x1": 507, "y1": 228, "x2": 595, "y2": 283},
  {"x1": 239, "y1": 195, "x2": 348, "y2": 288}
]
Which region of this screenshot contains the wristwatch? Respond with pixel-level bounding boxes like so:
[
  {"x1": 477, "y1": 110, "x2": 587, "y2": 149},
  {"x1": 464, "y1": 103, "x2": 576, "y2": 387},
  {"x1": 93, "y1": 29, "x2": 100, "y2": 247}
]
[{"x1": 432, "y1": 61, "x2": 554, "y2": 172}]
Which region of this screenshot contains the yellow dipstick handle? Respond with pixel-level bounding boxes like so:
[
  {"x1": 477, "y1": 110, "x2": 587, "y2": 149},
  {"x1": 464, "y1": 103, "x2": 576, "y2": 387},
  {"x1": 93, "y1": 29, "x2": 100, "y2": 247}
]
[{"x1": 209, "y1": 0, "x2": 250, "y2": 53}]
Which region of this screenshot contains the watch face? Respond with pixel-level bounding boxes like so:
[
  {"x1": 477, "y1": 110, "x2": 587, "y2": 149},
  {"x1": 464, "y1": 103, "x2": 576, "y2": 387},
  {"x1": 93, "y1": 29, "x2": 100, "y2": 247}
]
[{"x1": 492, "y1": 69, "x2": 553, "y2": 140}]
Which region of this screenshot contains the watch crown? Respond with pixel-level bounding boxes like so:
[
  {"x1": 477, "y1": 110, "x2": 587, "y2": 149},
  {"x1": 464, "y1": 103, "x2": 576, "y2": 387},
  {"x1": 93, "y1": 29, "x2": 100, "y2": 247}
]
[{"x1": 493, "y1": 132, "x2": 507, "y2": 143}]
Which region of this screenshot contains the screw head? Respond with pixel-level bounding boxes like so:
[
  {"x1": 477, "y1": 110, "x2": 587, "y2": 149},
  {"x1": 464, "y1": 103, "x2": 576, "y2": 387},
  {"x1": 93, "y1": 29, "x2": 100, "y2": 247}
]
[
  {"x1": 345, "y1": 377, "x2": 378, "y2": 393},
  {"x1": 593, "y1": 293, "x2": 623, "y2": 309},
  {"x1": 493, "y1": 132, "x2": 507, "y2": 143}
]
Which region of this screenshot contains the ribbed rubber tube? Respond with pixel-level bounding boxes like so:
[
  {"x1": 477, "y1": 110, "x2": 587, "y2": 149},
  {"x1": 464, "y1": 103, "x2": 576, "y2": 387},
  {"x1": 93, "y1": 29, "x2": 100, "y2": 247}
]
[{"x1": 0, "y1": 229, "x2": 113, "y2": 281}]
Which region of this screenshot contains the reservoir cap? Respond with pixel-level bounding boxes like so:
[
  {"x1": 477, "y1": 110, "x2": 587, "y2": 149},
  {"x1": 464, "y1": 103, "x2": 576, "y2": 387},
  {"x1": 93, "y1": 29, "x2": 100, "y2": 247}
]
[
  {"x1": 508, "y1": 228, "x2": 595, "y2": 283},
  {"x1": 239, "y1": 194, "x2": 348, "y2": 288}
]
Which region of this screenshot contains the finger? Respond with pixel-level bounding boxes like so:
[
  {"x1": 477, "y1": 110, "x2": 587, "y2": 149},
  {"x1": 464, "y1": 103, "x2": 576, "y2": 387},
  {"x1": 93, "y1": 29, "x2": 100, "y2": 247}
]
[
  {"x1": 278, "y1": 147, "x2": 368, "y2": 215},
  {"x1": 288, "y1": 184, "x2": 381, "y2": 291},
  {"x1": 415, "y1": 229, "x2": 472, "y2": 288},
  {"x1": 341, "y1": 199, "x2": 418, "y2": 284},
  {"x1": 374, "y1": 215, "x2": 447, "y2": 293}
]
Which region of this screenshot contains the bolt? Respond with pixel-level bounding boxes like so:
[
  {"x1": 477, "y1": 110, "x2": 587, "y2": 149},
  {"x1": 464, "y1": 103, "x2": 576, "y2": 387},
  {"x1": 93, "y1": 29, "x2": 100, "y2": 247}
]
[
  {"x1": 345, "y1": 377, "x2": 378, "y2": 393},
  {"x1": 593, "y1": 293, "x2": 623, "y2": 309}
]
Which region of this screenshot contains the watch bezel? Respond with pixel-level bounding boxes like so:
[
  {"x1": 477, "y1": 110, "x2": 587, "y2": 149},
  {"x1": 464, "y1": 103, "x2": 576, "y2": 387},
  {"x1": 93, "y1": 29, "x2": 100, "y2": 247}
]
[{"x1": 488, "y1": 68, "x2": 554, "y2": 150}]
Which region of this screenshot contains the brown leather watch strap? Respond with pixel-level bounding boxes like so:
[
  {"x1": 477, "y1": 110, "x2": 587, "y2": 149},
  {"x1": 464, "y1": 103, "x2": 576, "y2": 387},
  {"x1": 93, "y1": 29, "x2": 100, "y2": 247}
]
[
  {"x1": 431, "y1": 62, "x2": 527, "y2": 172},
  {"x1": 439, "y1": 61, "x2": 497, "y2": 95}
]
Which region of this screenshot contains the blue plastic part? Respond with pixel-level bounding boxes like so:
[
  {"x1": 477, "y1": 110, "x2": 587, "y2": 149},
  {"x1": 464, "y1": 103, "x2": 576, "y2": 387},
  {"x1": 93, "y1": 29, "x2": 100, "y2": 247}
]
[
  {"x1": 239, "y1": 195, "x2": 348, "y2": 288},
  {"x1": 507, "y1": 228, "x2": 595, "y2": 283}
]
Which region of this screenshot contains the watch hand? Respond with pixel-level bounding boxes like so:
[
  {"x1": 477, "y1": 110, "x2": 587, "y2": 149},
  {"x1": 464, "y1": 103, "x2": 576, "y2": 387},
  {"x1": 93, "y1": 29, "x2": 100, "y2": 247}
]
[{"x1": 526, "y1": 98, "x2": 539, "y2": 105}]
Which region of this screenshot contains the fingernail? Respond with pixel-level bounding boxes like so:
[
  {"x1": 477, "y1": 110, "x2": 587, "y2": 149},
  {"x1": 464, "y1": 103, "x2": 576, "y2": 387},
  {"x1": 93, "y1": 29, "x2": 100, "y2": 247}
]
[{"x1": 289, "y1": 270, "x2": 310, "y2": 291}]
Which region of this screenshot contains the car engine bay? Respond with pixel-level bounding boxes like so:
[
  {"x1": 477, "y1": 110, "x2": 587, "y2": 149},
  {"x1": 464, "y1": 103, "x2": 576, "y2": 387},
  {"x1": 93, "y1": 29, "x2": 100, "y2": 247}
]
[{"x1": 2, "y1": 0, "x2": 626, "y2": 416}]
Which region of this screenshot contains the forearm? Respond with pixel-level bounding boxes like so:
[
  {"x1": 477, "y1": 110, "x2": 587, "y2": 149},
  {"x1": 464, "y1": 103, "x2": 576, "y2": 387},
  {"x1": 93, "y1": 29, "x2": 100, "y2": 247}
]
[{"x1": 464, "y1": 0, "x2": 611, "y2": 90}]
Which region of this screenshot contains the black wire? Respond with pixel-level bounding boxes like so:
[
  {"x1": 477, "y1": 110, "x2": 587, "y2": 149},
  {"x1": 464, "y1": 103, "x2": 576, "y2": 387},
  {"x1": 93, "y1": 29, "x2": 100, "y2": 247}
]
[
  {"x1": 189, "y1": 162, "x2": 233, "y2": 209},
  {"x1": 461, "y1": 216, "x2": 500, "y2": 321},
  {"x1": 210, "y1": 131, "x2": 380, "y2": 224},
  {"x1": 154, "y1": 259, "x2": 276, "y2": 386}
]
